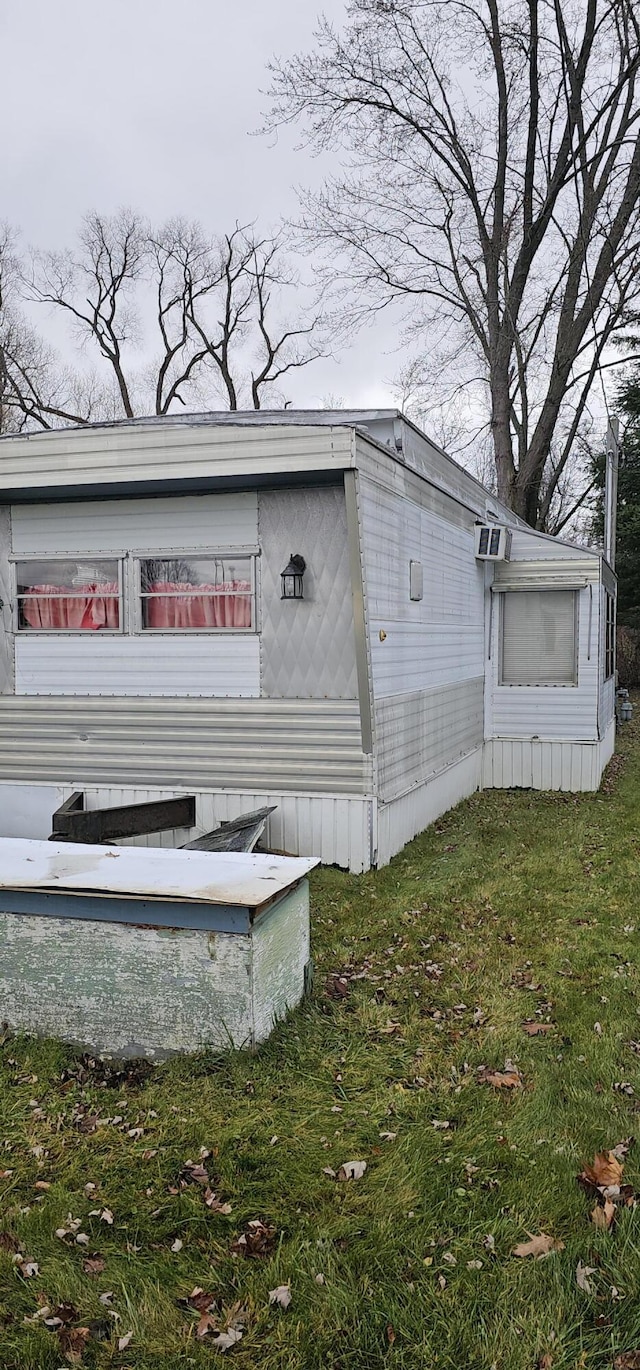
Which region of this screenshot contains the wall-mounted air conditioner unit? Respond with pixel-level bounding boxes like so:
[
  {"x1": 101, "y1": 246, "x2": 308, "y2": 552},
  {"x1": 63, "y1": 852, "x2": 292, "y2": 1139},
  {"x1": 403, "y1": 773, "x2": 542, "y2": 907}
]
[{"x1": 474, "y1": 524, "x2": 512, "y2": 560}]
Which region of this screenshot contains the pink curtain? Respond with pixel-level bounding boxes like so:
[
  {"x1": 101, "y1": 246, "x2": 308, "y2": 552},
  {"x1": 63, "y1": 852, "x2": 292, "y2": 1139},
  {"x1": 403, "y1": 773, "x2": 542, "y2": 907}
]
[
  {"x1": 21, "y1": 583, "x2": 120, "y2": 630},
  {"x1": 145, "y1": 580, "x2": 252, "y2": 629}
]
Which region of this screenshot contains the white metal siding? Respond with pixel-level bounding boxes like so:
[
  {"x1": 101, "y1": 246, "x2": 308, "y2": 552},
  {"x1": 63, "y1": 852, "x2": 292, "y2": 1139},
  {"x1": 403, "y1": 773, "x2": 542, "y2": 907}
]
[
  {"x1": 360, "y1": 478, "x2": 485, "y2": 700},
  {"x1": 15, "y1": 635, "x2": 260, "y2": 697},
  {"x1": 375, "y1": 679, "x2": 484, "y2": 801},
  {"x1": 376, "y1": 750, "x2": 483, "y2": 866},
  {"x1": 11, "y1": 492, "x2": 258, "y2": 554},
  {"x1": 507, "y1": 530, "x2": 592, "y2": 562},
  {"x1": 0, "y1": 423, "x2": 354, "y2": 494},
  {"x1": 488, "y1": 585, "x2": 599, "y2": 741},
  {"x1": 0, "y1": 698, "x2": 369, "y2": 794},
  {"x1": 482, "y1": 739, "x2": 601, "y2": 790},
  {"x1": 11, "y1": 492, "x2": 260, "y2": 699}
]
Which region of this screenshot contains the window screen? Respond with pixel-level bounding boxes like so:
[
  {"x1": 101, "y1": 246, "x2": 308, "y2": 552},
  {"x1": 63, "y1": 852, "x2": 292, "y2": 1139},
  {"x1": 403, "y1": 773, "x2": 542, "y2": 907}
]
[
  {"x1": 604, "y1": 591, "x2": 615, "y2": 679},
  {"x1": 501, "y1": 590, "x2": 577, "y2": 686}
]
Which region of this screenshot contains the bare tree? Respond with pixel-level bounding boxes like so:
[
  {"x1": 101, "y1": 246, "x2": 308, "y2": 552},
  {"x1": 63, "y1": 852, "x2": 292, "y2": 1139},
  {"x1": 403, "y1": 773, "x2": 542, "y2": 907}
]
[
  {"x1": 0, "y1": 223, "x2": 105, "y2": 433},
  {"x1": 12, "y1": 211, "x2": 330, "y2": 425},
  {"x1": 268, "y1": 0, "x2": 640, "y2": 528}
]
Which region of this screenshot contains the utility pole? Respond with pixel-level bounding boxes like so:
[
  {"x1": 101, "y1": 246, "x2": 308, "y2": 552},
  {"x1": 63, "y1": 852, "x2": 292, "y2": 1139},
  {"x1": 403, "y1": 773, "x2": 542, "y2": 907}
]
[{"x1": 604, "y1": 416, "x2": 620, "y2": 569}]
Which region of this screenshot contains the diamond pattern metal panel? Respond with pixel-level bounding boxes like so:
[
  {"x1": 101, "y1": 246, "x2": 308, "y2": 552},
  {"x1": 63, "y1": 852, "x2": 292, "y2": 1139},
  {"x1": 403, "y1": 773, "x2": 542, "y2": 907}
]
[{"x1": 259, "y1": 487, "x2": 358, "y2": 699}]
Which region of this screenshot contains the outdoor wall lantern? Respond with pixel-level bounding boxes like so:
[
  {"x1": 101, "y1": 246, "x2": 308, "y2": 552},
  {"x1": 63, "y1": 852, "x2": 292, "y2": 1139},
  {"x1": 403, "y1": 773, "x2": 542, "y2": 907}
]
[{"x1": 281, "y1": 554, "x2": 306, "y2": 600}]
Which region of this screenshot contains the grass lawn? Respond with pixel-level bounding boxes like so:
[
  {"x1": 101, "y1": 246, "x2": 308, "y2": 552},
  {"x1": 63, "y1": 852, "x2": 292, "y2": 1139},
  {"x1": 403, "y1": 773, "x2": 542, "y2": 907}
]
[{"x1": 4, "y1": 721, "x2": 640, "y2": 1369}]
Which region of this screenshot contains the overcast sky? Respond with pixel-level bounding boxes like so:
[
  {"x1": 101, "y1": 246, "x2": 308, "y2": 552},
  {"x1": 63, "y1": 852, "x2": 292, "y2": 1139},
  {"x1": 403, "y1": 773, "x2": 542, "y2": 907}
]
[{"x1": 1, "y1": 0, "x2": 400, "y2": 410}]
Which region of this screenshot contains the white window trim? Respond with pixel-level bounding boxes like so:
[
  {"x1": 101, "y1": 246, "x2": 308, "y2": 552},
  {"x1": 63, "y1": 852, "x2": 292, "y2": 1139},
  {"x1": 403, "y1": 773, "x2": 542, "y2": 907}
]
[{"x1": 498, "y1": 588, "x2": 579, "y2": 688}]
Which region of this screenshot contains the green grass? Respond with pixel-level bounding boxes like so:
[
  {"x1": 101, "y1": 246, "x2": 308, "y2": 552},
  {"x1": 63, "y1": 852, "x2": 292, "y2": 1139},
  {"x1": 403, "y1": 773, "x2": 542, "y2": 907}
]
[{"x1": 3, "y1": 719, "x2": 640, "y2": 1368}]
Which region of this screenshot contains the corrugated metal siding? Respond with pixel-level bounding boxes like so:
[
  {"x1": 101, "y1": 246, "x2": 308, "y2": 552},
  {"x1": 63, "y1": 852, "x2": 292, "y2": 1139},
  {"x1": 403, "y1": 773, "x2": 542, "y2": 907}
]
[
  {"x1": 0, "y1": 698, "x2": 369, "y2": 794},
  {"x1": 15, "y1": 635, "x2": 260, "y2": 697},
  {"x1": 488, "y1": 585, "x2": 599, "y2": 740},
  {"x1": 0, "y1": 507, "x2": 13, "y2": 694},
  {"x1": 376, "y1": 679, "x2": 484, "y2": 801},
  {"x1": 57, "y1": 786, "x2": 370, "y2": 871},
  {"x1": 507, "y1": 530, "x2": 596, "y2": 562},
  {"x1": 493, "y1": 556, "x2": 600, "y2": 587},
  {"x1": 11, "y1": 492, "x2": 257, "y2": 553},
  {"x1": 482, "y1": 739, "x2": 600, "y2": 791},
  {"x1": 376, "y1": 750, "x2": 483, "y2": 867},
  {"x1": 259, "y1": 487, "x2": 358, "y2": 699},
  {"x1": 0, "y1": 424, "x2": 354, "y2": 494},
  {"x1": 359, "y1": 478, "x2": 485, "y2": 700}
]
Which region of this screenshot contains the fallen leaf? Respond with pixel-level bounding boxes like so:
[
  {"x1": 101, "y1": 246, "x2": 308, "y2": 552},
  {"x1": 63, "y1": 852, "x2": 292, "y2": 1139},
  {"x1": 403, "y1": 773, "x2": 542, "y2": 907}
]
[
  {"x1": 467, "y1": 1259, "x2": 483, "y2": 1269},
  {"x1": 118, "y1": 1331, "x2": 133, "y2": 1351},
  {"x1": 230, "y1": 1219, "x2": 276, "y2": 1258},
  {"x1": 482, "y1": 1234, "x2": 495, "y2": 1253},
  {"x1": 379, "y1": 1131, "x2": 397, "y2": 1142},
  {"x1": 315, "y1": 1273, "x2": 325, "y2": 1285},
  {"x1": 83, "y1": 1255, "x2": 106, "y2": 1275},
  {"x1": 100, "y1": 1208, "x2": 114, "y2": 1225},
  {"x1": 576, "y1": 1261, "x2": 597, "y2": 1293},
  {"x1": 18, "y1": 1259, "x2": 39, "y2": 1277},
  {"x1": 431, "y1": 1119, "x2": 451, "y2": 1130},
  {"x1": 581, "y1": 1151, "x2": 624, "y2": 1188},
  {"x1": 612, "y1": 1137, "x2": 635, "y2": 1160},
  {"x1": 512, "y1": 1233, "x2": 564, "y2": 1259},
  {"x1": 521, "y1": 1021, "x2": 555, "y2": 1036},
  {"x1": 34, "y1": 1180, "x2": 51, "y2": 1191},
  {"x1": 211, "y1": 1328, "x2": 243, "y2": 1351},
  {"x1": 538, "y1": 1356, "x2": 554, "y2": 1369},
  {"x1": 336, "y1": 1160, "x2": 367, "y2": 1181},
  {"x1": 442, "y1": 1251, "x2": 457, "y2": 1265},
  {"x1": 75, "y1": 1233, "x2": 90, "y2": 1246},
  {"x1": 590, "y1": 1198, "x2": 616, "y2": 1229},
  {"x1": 58, "y1": 1326, "x2": 90, "y2": 1364},
  {"x1": 269, "y1": 1284, "x2": 292, "y2": 1309},
  {"x1": 615, "y1": 1354, "x2": 640, "y2": 1369},
  {"x1": 478, "y1": 1066, "x2": 523, "y2": 1089},
  {"x1": 204, "y1": 1188, "x2": 232, "y2": 1214},
  {"x1": 171, "y1": 1238, "x2": 183, "y2": 1252},
  {"x1": 386, "y1": 1324, "x2": 396, "y2": 1344}
]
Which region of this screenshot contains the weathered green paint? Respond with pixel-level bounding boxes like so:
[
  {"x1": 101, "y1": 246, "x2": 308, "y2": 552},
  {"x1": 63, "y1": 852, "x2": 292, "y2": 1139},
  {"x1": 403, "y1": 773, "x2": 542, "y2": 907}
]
[{"x1": 0, "y1": 881, "x2": 310, "y2": 1058}]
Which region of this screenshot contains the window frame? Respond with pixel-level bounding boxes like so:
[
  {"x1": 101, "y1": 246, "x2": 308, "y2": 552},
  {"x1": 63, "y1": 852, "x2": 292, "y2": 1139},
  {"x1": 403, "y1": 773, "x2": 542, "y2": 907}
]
[
  {"x1": 499, "y1": 588, "x2": 579, "y2": 688},
  {"x1": 12, "y1": 553, "x2": 126, "y2": 635},
  {"x1": 604, "y1": 590, "x2": 616, "y2": 680},
  {"x1": 131, "y1": 548, "x2": 258, "y2": 635}
]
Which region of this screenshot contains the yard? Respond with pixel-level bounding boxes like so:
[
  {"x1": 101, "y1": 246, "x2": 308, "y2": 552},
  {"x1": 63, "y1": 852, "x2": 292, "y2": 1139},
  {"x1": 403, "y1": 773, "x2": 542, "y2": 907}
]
[{"x1": 3, "y1": 721, "x2": 640, "y2": 1369}]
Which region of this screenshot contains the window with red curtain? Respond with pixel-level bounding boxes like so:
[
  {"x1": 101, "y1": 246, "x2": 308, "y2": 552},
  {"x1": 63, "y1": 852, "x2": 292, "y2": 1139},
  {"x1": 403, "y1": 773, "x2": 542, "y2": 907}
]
[
  {"x1": 139, "y1": 556, "x2": 254, "y2": 631},
  {"x1": 16, "y1": 559, "x2": 122, "y2": 631}
]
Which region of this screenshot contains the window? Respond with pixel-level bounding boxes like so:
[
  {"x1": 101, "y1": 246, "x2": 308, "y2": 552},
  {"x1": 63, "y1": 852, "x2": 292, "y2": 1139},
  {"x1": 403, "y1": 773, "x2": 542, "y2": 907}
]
[
  {"x1": 138, "y1": 555, "x2": 254, "y2": 631},
  {"x1": 500, "y1": 589, "x2": 577, "y2": 686},
  {"x1": 604, "y1": 590, "x2": 615, "y2": 679},
  {"x1": 16, "y1": 558, "x2": 122, "y2": 632}
]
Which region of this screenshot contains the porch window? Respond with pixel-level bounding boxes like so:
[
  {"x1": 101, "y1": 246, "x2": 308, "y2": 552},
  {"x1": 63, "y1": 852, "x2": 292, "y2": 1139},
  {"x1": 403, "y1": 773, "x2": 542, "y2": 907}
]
[
  {"x1": 138, "y1": 555, "x2": 254, "y2": 631},
  {"x1": 16, "y1": 558, "x2": 122, "y2": 631},
  {"x1": 500, "y1": 589, "x2": 577, "y2": 686},
  {"x1": 604, "y1": 591, "x2": 615, "y2": 679}
]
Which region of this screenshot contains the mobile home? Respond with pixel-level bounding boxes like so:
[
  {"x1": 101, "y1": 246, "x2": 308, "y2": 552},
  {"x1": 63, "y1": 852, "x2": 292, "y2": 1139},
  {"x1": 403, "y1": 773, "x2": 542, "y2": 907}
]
[{"x1": 0, "y1": 410, "x2": 615, "y2": 872}]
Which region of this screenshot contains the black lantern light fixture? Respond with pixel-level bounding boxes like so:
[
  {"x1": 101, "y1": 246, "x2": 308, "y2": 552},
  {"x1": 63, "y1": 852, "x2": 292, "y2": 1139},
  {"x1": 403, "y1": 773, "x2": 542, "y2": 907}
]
[{"x1": 281, "y1": 553, "x2": 306, "y2": 600}]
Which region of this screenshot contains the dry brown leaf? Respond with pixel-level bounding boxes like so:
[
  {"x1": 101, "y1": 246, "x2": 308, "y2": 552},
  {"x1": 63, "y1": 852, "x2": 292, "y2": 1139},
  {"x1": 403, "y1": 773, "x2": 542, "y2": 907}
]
[
  {"x1": 82, "y1": 1255, "x2": 106, "y2": 1275},
  {"x1": 34, "y1": 1180, "x2": 51, "y2": 1191},
  {"x1": 615, "y1": 1353, "x2": 640, "y2": 1369},
  {"x1": 538, "y1": 1356, "x2": 554, "y2": 1369},
  {"x1": 58, "y1": 1326, "x2": 90, "y2": 1364},
  {"x1": 512, "y1": 1233, "x2": 564, "y2": 1259},
  {"x1": 582, "y1": 1151, "x2": 624, "y2": 1187},
  {"x1": 590, "y1": 1198, "x2": 616, "y2": 1229},
  {"x1": 118, "y1": 1331, "x2": 133, "y2": 1351},
  {"x1": 521, "y1": 1022, "x2": 555, "y2": 1036},
  {"x1": 478, "y1": 1067, "x2": 523, "y2": 1089}
]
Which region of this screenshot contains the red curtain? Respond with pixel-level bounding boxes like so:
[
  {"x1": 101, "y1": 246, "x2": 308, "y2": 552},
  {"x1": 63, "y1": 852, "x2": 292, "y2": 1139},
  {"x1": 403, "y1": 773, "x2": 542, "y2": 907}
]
[
  {"x1": 144, "y1": 580, "x2": 252, "y2": 629},
  {"x1": 21, "y1": 583, "x2": 120, "y2": 630}
]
